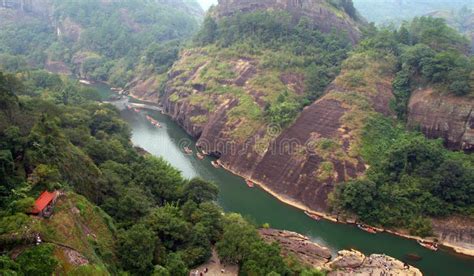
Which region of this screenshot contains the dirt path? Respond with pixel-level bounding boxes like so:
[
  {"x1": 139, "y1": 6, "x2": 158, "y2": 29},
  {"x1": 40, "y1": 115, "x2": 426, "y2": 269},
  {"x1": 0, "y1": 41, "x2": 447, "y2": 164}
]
[{"x1": 192, "y1": 249, "x2": 238, "y2": 276}]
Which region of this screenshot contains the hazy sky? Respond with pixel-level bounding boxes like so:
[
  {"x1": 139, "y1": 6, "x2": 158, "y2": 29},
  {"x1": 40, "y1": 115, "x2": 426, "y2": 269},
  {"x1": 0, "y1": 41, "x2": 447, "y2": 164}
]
[{"x1": 197, "y1": 0, "x2": 217, "y2": 10}]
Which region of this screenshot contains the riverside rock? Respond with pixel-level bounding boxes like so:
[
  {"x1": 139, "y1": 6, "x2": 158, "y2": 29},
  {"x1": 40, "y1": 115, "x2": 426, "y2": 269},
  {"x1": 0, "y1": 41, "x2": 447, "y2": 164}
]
[
  {"x1": 259, "y1": 229, "x2": 423, "y2": 275},
  {"x1": 326, "y1": 250, "x2": 423, "y2": 276}
]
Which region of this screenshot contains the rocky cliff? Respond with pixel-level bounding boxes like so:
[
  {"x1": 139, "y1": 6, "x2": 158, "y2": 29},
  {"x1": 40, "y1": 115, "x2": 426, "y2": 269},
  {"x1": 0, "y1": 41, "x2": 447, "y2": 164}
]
[
  {"x1": 163, "y1": 46, "x2": 396, "y2": 212},
  {"x1": 215, "y1": 0, "x2": 364, "y2": 43},
  {"x1": 407, "y1": 88, "x2": 474, "y2": 152}
]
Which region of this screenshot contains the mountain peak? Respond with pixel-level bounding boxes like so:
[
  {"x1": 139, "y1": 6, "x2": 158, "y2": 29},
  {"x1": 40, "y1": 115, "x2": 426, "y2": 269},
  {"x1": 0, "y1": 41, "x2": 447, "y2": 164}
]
[{"x1": 214, "y1": 0, "x2": 364, "y2": 43}]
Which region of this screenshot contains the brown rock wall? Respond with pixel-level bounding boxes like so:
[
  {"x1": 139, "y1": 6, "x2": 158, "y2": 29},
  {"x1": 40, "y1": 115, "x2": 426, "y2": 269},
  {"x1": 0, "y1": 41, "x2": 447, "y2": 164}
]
[{"x1": 407, "y1": 88, "x2": 474, "y2": 151}]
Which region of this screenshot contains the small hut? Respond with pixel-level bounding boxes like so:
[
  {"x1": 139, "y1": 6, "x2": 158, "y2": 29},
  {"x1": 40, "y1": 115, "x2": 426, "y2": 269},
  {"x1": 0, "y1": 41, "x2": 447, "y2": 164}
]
[{"x1": 29, "y1": 191, "x2": 59, "y2": 217}]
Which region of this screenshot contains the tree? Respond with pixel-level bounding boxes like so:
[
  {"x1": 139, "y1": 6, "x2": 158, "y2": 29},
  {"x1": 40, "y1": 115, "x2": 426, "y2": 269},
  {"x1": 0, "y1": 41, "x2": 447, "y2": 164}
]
[
  {"x1": 16, "y1": 244, "x2": 58, "y2": 276},
  {"x1": 152, "y1": 265, "x2": 170, "y2": 276},
  {"x1": 216, "y1": 213, "x2": 260, "y2": 265},
  {"x1": 183, "y1": 178, "x2": 218, "y2": 204},
  {"x1": 102, "y1": 186, "x2": 153, "y2": 223},
  {"x1": 0, "y1": 255, "x2": 20, "y2": 275},
  {"x1": 449, "y1": 80, "x2": 470, "y2": 96},
  {"x1": 144, "y1": 205, "x2": 190, "y2": 250},
  {"x1": 117, "y1": 224, "x2": 156, "y2": 275},
  {"x1": 433, "y1": 159, "x2": 474, "y2": 209},
  {"x1": 336, "y1": 179, "x2": 378, "y2": 222},
  {"x1": 241, "y1": 241, "x2": 289, "y2": 276},
  {"x1": 0, "y1": 72, "x2": 21, "y2": 122},
  {"x1": 194, "y1": 16, "x2": 218, "y2": 46},
  {"x1": 132, "y1": 156, "x2": 184, "y2": 205},
  {"x1": 164, "y1": 253, "x2": 188, "y2": 276}
]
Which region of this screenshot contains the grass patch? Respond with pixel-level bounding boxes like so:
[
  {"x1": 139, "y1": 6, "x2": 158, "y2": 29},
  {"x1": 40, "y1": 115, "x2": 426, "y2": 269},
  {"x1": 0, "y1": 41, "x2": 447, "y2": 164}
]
[
  {"x1": 168, "y1": 93, "x2": 180, "y2": 102},
  {"x1": 316, "y1": 161, "x2": 335, "y2": 182},
  {"x1": 190, "y1": 115, "x2": 208, "y2": 124}
]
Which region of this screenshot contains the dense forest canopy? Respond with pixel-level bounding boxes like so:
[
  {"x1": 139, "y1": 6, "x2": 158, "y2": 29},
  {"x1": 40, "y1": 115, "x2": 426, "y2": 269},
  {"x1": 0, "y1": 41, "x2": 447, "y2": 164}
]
[
  {"x1": 0, "y1": 70, "x2": 326, "y2": 275},
  {"x1": 188, "y1": 10, "x2": 353, "y2": 129},
  {"x1": 0, "y1": 0, "x2": 202, "y2": 87}
]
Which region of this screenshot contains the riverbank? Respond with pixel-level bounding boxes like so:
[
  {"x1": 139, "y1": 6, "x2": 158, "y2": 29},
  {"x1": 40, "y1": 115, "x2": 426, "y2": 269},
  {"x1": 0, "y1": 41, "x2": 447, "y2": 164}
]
[
  {"x1": 215, "y1": 157, "x2": 474, "y2": 259},
  {"x1": 134, "y1": 86, "x2": 474, "y2": 259},
  {"x1": 259, "y1": 228, "x2": 423, "y2": 275},
  {"x1": 115, "y1": 91, "x2": 474, "y2": 275},
  {"x1": 109, "y1": 89, "x2": 474, "y2": 276}
]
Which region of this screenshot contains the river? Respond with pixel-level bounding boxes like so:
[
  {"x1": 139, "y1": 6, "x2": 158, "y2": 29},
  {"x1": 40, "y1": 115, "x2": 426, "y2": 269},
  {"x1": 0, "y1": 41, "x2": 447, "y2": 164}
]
[{"x1": 95, "y1": 84, "x2": 473, "y2": 276}]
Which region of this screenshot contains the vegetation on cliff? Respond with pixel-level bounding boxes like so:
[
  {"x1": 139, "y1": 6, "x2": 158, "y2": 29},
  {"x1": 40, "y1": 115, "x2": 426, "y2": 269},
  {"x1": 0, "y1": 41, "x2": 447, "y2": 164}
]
[
  {"x1": 167, "y1": 10, "x2": 352, "y2": 144},
  {"x1": 353, "y1": 0, "x2": 474, "y2": 27},
  {"x1": 329, "y1": 20, "x2": 473, "y2": 236},
  {"x1": 0, "y1": 71, "x2": 324, "y2": 275}
]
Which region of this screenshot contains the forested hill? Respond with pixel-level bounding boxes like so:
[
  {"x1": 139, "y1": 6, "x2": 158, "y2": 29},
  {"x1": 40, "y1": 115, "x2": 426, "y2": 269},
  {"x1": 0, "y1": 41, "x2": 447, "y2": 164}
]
[
  {"x1": 353, "y1": 0, "x2": 474, "y2": 26},
  {"x1": 0, "y1": 0, "x2": 203, "y2": 100},
  {"x1": 353, "y1": 0, "x2": 474, "y2": 50},
  {"x1": 162, "y1": 0, "x2": 473, "y2": 245}
]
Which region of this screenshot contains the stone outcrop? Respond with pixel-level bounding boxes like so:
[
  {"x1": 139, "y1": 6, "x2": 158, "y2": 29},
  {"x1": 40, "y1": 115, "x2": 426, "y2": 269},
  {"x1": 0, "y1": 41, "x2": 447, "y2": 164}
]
[
  {"x1": 163, "y1": 50, "x2": 396, "y2": 212},
  {"x1": 259, "y1": 228, "x2": 331, "y2": 267},
  {"x1": 326, "y1": 250, "x2": 422, "y2": 276},
  {"x1": 215, "y1": 0, "x2": 364, "y2": 44},
  {"x1": 407, "y1": 88, "x2": 474, "y2": 152},
  {"x1": 259, "y1": 229, "x2": 422, "y2": 275},
  {"x1": 431, "y1": 216, "x2": 474, "y2": 255}
]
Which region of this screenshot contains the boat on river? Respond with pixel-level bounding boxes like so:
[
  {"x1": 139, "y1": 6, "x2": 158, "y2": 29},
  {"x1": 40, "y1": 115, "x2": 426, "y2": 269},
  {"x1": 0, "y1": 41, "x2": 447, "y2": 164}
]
[
  {"x1": 196, "y1": 152, "x2": 205, "y2": 160},
  {"x1": 146, "y1": 115, "x2": 162, "y2": 128},
  {"x1": 211, "y1": 160, "x2": 220, "y2": 168},
  {"x1": 357, "y1": 224, "x2": 377, "y2": 234},
  {"x1": 245, "y1": 180, "x2": 255, "y2": 188},
  {"x1": 79, "y1": 79, "x2": 91, "y2": 85},
  {"x1": 417, "y1": 240, "x2": 438, "y2": 251},
  {"x1": 184, "y1": 147, "x2": 193, "y2": 155},
  {"x1": 304, "y1": 211, "x2": 321, "y2": 221}
]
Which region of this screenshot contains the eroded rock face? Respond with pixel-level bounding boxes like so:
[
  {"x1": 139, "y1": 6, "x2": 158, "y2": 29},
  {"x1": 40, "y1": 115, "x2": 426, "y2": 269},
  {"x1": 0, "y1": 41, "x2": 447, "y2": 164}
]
[
  {"x1": 215, "y1": 0, "x2": 363, "y2": 44},
  {"x1": 407, "y1": 88, "x2": 474, "y2": 152},
  {"x1": 163, "y1": 49, "x2": 396, "y2": 213},
  {"x1": 259, "y1": 228, "x2": 331, "y2": 267},
  {"x1": 431, "y1": 216, "x2": 474, "y2": 254}
]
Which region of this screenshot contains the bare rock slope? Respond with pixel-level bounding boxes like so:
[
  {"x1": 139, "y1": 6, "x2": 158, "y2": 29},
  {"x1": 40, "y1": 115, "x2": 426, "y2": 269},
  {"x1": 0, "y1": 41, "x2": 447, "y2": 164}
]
[{"x1": 408, "y1": 88, "x2": 474, "y2": 152}]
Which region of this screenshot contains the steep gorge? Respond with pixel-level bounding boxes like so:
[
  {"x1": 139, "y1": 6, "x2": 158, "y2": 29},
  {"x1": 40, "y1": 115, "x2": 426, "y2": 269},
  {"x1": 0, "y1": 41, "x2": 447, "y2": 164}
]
[{"x1": 162, "y1": 0, "x2": 394, "y2": 213}]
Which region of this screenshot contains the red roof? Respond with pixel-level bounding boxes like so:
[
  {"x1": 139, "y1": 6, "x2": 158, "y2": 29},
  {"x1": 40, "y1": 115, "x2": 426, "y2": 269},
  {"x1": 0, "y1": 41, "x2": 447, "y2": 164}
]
[{"x1": 31, "y1": 191, "x2": 57, "y2": 214}]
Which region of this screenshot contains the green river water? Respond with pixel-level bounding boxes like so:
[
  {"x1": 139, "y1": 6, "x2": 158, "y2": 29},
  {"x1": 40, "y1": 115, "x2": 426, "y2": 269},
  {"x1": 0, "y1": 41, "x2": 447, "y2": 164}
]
[{"x1": 94, "y1": 83, "x2": 473, "y2": 276}]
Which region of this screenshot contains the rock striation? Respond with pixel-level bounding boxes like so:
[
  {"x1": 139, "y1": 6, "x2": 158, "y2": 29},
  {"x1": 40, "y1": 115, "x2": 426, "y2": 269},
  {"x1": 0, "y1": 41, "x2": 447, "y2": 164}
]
[
  {"x1": 163, "y1": 50, "x2": 396, "y2": 212},
  {"x1": 407, "y1": 88, "x2": 474, "y2": 152},
  {"x1": 259, "y1": 228, "x2": 332, "y2": 267}
]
